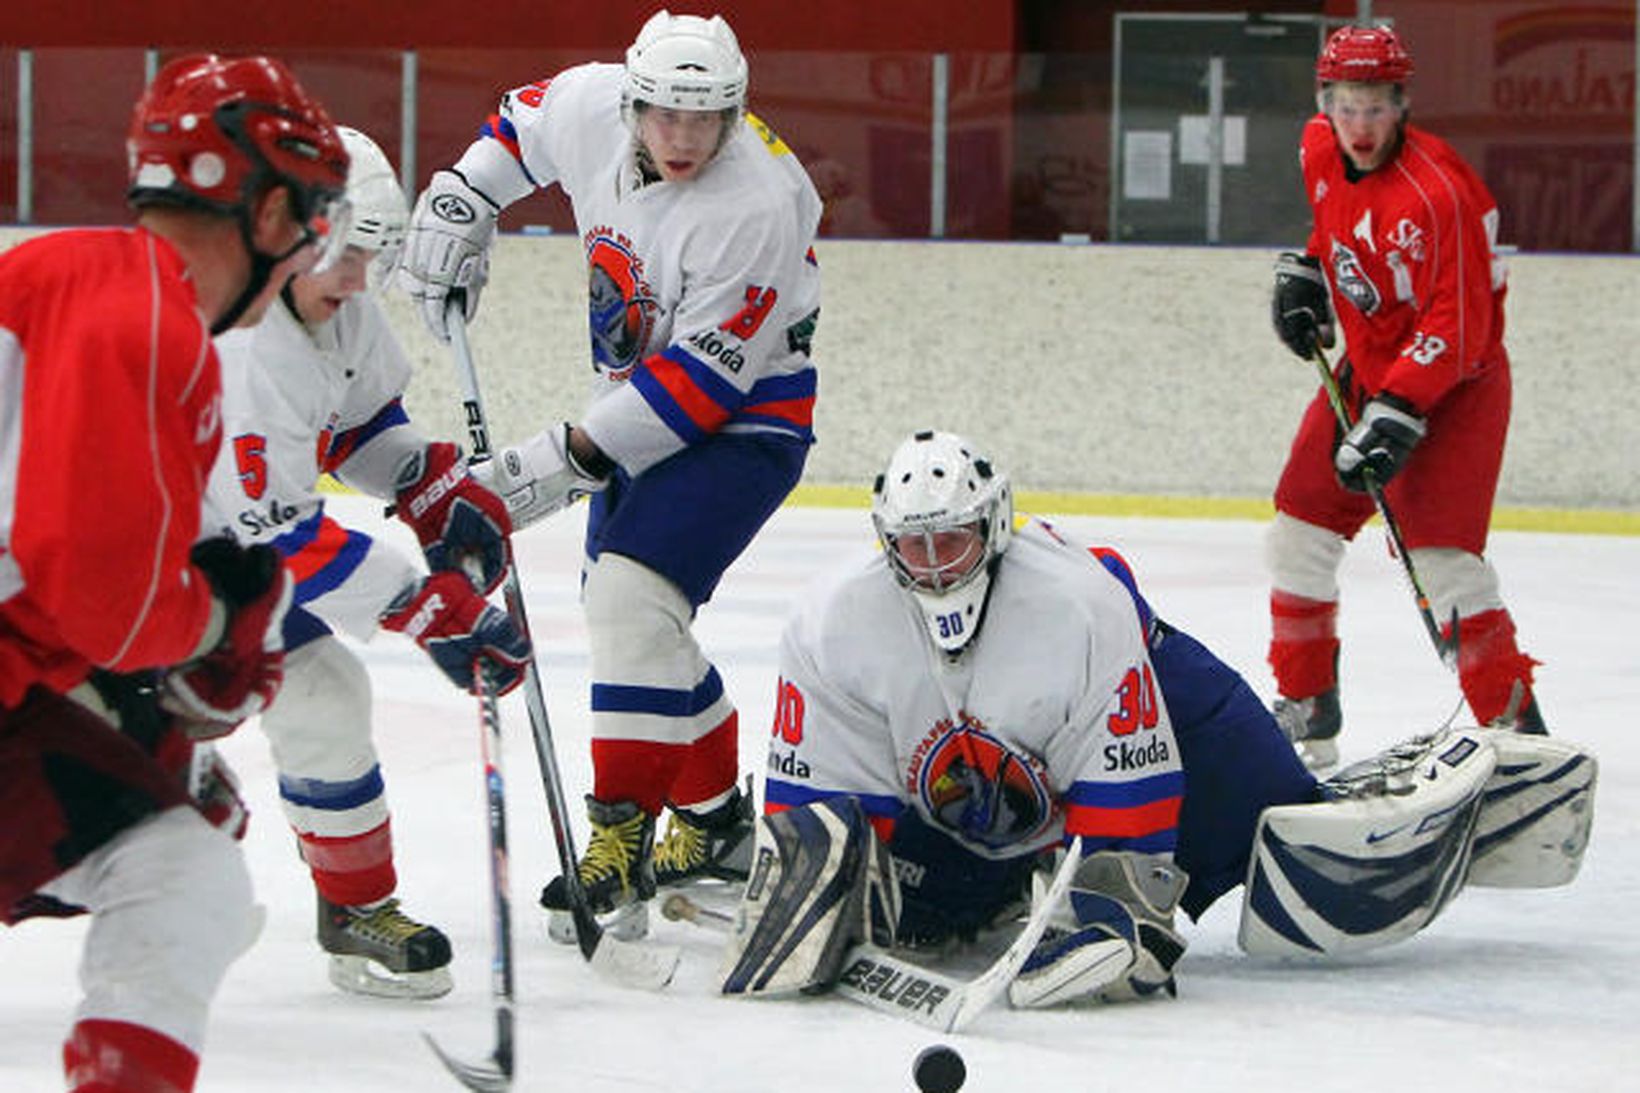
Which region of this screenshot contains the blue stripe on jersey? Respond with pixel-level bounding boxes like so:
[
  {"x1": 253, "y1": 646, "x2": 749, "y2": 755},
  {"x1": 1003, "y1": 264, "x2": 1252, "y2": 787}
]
[
  {"x1": 1064, "y1": 769, "x2": 1185, "y2": 808},
  {"x1": 271, "y1": 510, "x2": 374, "y2": 605},
  {"x1": 322, "y1": 398, "x2": 410, "y2": 473},
  {"x1": 763, "y1": 780, "x2": 905, "y2": 822},
  {"x1": 278, "y1": 765, "x2": 386, "y2": 811},
  {"x1": 591, "y1": 665, "x2": 725, "y2": 716},
  {"x1": 1078, "y1": 830, "x2": 1178, "y2": 855}
]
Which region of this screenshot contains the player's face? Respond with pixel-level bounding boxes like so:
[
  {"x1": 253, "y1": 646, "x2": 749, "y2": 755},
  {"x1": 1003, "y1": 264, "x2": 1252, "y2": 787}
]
[
  {"x1": 234, "y1": 186, "x2": 325, "y2": 328},
  {"x1": 290, "y1": 246, "x2": 372, "y2": 326},
  {"x1": 1324, "y1": 83, "x2": 1404, "y2": 172},
  {"x1": 637, "y1": 106, "x2": 727, "y2": 182},
  {"x1": 891, "y1": 523, "x2": 986, "y2": 592}
]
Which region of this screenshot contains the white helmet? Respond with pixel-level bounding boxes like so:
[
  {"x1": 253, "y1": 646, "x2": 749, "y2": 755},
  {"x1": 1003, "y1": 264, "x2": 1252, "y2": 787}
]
[
  {"x1": 336, "y1": 126, "x2": 408, "y2": 263},
  {"x1": 872, "y1": 430, "x2": 1013, "y2": 655},
  {"x1": 622, "y1": 10, "x2": 748, "y2": 126}
]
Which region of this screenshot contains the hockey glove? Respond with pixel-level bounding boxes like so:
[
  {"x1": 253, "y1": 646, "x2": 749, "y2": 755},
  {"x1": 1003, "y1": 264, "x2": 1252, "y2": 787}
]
[
  {"x1": 395, "y1": 442, "x2": 512, "y2": 594},
  {"x1": 474, "y1": 423, "x2": 609, "y2": 532},
  {"x1": 1008, "y1": 850, "x2": 1187, "y2": 1009},
  {"x1": 1334, "y1": 394, "x2": 1426, "y2": 491},
  {"x1": 888, "y1": 810, "x2": 1039, "y2": 949},
  {"x1": 380, "y1": 571, "x2": 531, "y2": 696},
  {"x1": 401, "y1": 168, "x2": 499, "y2": 341},
  {"x1": 1272, "y1": 251, "x2": 1335, "y2": 359},
  {"x1": 159, "y1": 539, "x2": 293, "y2": 737}
]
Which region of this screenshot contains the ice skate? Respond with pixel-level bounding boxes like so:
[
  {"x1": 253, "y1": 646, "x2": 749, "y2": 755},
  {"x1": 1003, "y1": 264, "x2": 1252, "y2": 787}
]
[
  {"x1": 319, "y1": 895, "x2": 453, "y2": 1000},
  {"x1": 1273, "y1": 688, "x2": 1342, "y2": 770},
  {"x1": 541, "y1": 796, "x2": 656, "y2": 944},
  {"x1": 655, "y1": 776, "x2": 755, "y2": 888}
]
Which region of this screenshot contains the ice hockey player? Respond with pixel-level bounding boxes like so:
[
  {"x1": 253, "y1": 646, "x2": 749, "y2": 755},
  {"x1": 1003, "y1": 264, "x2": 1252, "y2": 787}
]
[
  {"x1": 0, "y1": 55, "x2": 346, "y2": 1092},
  {"x1": 1267, "y1": 23, "x2": 1543, "y2": 768},
  {"x1": 206, "y1": 125, "x2": 531, "y2": 998},
  {"x1": 400, "y1": 9, "x2": 821, "y2": 935},
  {"x1": 718, "y1": 431, "x2": 1596, "y2": 1007}
]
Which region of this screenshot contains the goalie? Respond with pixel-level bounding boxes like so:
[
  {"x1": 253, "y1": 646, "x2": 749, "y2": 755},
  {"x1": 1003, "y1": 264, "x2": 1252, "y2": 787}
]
[{"x1": 719, "y1": 430, "x2": 1596, "y2": 1007}]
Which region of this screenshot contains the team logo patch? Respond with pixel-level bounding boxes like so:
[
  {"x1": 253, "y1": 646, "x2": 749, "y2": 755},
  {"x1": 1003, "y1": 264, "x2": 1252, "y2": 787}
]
[
  {"x1": 1329, "y1": 238, "x2": 1382, "y2": 316},
  {"x1": 910, "y1": 711, "x2": 1055, "y2": 851},
  {"x1": 586, "y1": 232, "x2": 658, "y2": 380}
]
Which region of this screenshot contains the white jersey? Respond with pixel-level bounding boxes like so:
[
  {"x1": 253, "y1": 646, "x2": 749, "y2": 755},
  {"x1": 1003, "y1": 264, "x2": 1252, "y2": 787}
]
[
  {"x1": 455, "y1": 63, "x2": 822, "y2": 475},
  {"x1": 205, "y1": 296, "x2": 425, "y2": 639},
  {"x1": 765, "y1": 521, "x2": 1184, "y2": 862}
]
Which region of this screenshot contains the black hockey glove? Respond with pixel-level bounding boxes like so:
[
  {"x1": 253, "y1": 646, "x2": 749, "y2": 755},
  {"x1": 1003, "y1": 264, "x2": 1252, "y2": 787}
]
[
  {"x1": 887, "y1": 811, "x2": 1040, "y2": 948},
  {"x1": 1271, "y1": 251, "x2": 1335, "y2": 359},
  {"x1": 1335, "y1": 394, "x2": 1426, "y2": 491}
]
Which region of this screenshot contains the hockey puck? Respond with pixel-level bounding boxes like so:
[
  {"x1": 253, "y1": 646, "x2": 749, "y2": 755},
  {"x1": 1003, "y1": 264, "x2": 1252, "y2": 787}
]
[{"x1": 913, "y1": 1044, "x2": 966, "y2": 1093}]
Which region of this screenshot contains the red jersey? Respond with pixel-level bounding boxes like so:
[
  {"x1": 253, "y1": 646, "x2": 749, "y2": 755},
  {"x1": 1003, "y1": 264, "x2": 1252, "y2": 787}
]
[
  {"x1": 0, "y1": 227, "x2": 222, "y2": 705},
  {"x1": 1300, "y1": 116, "x2": 1509, "y2": 412}
]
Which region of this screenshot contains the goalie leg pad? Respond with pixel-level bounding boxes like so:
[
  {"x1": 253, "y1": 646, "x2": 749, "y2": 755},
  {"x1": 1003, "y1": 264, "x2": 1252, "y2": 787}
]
[
  {"x1": 1467, "y1": 732, "x2": 1596, "y2": 888},
  {"x1": 718, "y1": 797, "x2": 895, "y2": 997},
  {"x1": 1238, "y1": 729, "x2": 1494, "y2": 957}
]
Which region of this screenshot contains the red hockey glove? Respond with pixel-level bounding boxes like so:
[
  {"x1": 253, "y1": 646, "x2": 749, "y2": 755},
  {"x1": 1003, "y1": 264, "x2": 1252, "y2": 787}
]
[
  {"x1": 380, "y1": 570, "x2": 531, "y2": 696},
  {"x1": 160, "y1": 539, "x2": 293, "y2": 737},
  {"x1": 396, "y1": 441, "x2": 513, "y2": 595}
]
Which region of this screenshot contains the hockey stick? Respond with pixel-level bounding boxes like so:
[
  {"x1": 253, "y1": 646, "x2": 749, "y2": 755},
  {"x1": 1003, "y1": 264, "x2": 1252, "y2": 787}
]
[
  {"x1": 661, "y1": 838, "x2": 1082, "y2": 1033},
  {"x1": 423, "y1": 664, "x2": 514, "y2": 1091},
  {"x1": 1311, "y1": 342, "x2": 1459, "y2": 669},
  {"x1": 442, "y1": 297, "x2": 678, "y2": 990}
]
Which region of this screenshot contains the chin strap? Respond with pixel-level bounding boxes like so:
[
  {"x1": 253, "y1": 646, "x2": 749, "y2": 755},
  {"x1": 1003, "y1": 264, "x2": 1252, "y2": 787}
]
[{"x1": 210, "y1": 215, "x2": 319, "y2": 335}]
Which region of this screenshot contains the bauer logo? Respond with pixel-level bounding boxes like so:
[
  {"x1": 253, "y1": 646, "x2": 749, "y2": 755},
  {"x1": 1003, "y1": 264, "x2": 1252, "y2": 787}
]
[
  {"x1": 838, "y1": 957, "x2": 952, "y2": 1016},
  {"x1": 432, "y1": 194, "x2": 476, "y2": 224}
]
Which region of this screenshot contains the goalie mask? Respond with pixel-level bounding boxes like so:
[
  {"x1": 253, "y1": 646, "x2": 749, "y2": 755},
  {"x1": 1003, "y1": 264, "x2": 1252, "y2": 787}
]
[{"x1": 872, "y1": 430, "x2": 1012, "y2": 655}]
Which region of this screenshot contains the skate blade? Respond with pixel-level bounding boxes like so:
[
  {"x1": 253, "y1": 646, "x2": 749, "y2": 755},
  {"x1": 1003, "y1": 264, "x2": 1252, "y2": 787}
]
[
  {"x1": 328, "y1": 954, "x2": 454, "y2": 1000},
  {"x1": 544, "y1": 900, "x2": 649, "y2": 945}
]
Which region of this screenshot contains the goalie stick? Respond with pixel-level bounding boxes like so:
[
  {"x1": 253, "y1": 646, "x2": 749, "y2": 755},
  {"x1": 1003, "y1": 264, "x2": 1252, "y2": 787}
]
[
  {"x1": 443, "y1": 298, "x2": 679, "y2": 992},
  {"x1": 661, "y1": 837, "x2": 1082, "y2": 1033},
  {"x1": 1311, "y1": 340, "x2": 1459, "y2": 669},
  {"x1": 423, "y1": 665, "x2": 514, "y2": 1092}
]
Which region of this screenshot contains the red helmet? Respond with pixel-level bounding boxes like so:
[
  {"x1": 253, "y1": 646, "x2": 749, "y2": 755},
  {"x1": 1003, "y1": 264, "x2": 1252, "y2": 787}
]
[
  {"x1": 127, "y1": 54, "x2": 348, "y2": 223},
  {"x1": 1316, "y1": 25, "x2": 1414, "y2": 84}
]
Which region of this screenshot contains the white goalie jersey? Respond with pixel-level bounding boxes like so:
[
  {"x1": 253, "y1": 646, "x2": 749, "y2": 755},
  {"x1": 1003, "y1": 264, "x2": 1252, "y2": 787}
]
[
  {"x1": 205, "y1": 295, "x2": 426, "y2": 638},
  {"x1": 764, "y1": 521, "x2": 1186, "y2": 863},
  {"x1": 453, "y1": 62, "x2": 823, "y2": 475}
]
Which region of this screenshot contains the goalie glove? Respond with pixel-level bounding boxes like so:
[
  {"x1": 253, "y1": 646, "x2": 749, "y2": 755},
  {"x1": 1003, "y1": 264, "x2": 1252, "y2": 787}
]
[
  {"x1": 1271, "y1": 251, "x2": 1335, "y2": 359},
  {"x1": 1008, "y1": 850, "x2": 1187, "y2": 1009},
  {"x1": 379, "y1": 571, "x2": 531, "y2": 696},
  {"x1": 394, "y1": 441, "x2": 512, "y2": 595},
  {"x1": 159, "y1": 539, "x2": 293, "y2": 737},
  {"x1": 1334, "y1": 394, "x2": 1426, "y2": 491},
  {"x1": 474, "y1": 423, "x2": 609, "y2": 532},
  {"x1": 401, "y1": 168, "x2": 499, "y2": 341}
]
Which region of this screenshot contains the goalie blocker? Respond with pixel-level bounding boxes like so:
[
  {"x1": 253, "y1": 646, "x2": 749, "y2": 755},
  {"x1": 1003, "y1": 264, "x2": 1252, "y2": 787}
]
[{"x1": 1240, "y1": 728, "x2": 1596, "y2": 958}]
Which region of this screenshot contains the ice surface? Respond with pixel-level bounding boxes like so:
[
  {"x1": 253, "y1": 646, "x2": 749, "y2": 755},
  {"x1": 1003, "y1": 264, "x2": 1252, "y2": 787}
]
[{"x1": 3, "y1": 497, "x2": 1634, "y2": 1091}]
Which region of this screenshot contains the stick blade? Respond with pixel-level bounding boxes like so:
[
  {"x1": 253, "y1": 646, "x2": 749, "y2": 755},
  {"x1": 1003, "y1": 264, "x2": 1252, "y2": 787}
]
[{"x1": 422, "y1": 1031, "x2": 512, "y2": 1092}]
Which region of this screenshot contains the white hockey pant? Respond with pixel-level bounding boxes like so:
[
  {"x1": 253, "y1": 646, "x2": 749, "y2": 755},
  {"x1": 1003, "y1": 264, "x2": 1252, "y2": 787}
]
[
  {"x1": 40, "y1": 806, "x2": 261, "y2": 1052},
  {"x1": 584, "y1": 553, "x2": 736, "y2": 804},
  {"x1": 259, "y1": 636, "x2": 388, "y2": 839}
]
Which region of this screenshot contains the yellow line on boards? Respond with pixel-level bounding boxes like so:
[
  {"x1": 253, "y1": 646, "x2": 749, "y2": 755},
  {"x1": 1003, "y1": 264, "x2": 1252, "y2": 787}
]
[{"x1": 784, "y1": 484, "x2": 1640, "y2": 537}]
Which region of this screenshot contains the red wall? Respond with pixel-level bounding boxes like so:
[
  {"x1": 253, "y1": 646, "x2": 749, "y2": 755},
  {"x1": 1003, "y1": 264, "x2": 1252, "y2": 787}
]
[{"x1": 0, "y1": 2, "x2": 1016, "y2": 52}]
